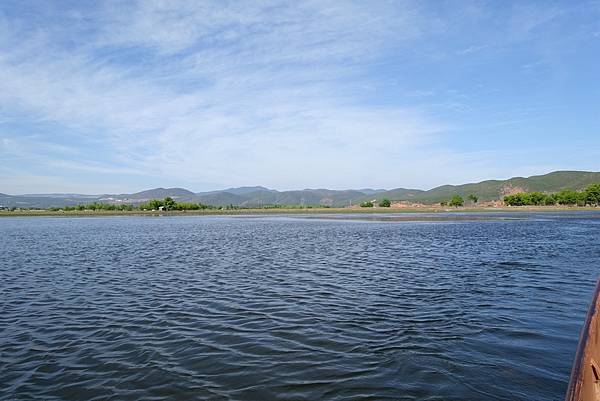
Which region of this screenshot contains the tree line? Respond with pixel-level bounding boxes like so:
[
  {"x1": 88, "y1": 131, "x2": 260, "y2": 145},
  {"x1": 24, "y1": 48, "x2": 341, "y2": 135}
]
[
  {"x1": 50, "y1": 197, "x2": 218, "y2": 212},
  {"x1": 440, "y1": 194, "x2": 479, "y2": 207},
  {"x1": 48, "y1": 197, "x2": 336, "y2": 212},
  {"x1": 137, "y1": 197, "x2": 216, "y2": 210},
  {"x1": 503, "y1": 184, "x2": 600, "y2": 206},
  {"x1": 360, "y1": 198, "x2": 391, "y2": 207}
]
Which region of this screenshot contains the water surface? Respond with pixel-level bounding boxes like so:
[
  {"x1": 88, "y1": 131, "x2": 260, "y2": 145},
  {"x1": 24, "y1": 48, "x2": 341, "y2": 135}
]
[{"x1": 1, "y1": 213, "x2": 599, "y2": 400}]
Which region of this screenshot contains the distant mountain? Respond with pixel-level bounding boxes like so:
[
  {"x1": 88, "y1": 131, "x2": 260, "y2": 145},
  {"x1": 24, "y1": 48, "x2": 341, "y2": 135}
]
[
  {"x1": 196, "y1": 186, "x2": 274, "y2": 197},
  {"x1": 357, "y1": 188, "x2": 387, "y2": 195},
  {"x1": 194, "y1": 188, "x2": 370, "y2": 207},
  {"x1": 1, "y1": 170, "x2": 599, "y2": 208},
  {"x1": 19, "y1": 193, "x2": 99, "y2": 198},
  {"x1": 196, "y1": 192, "x2": 247, "y2": 205},
  {"x1": 221, "y1": 186, "x2": 275, "y2": 196},
  {"x1": 0, "y1": 187, "x2": 199, "y2": 208},
  {"x1": 368, "y1": 188, "x2": 424, "y2": 201},
  {"x1": 192, "y1": 188, "x2": 377, "y2": 207},
  {"x1": 0, "y1": 194, "x2": 92, "y2": 208},
  {"x1": 124, "y1": 188, "x2": 196, "y2": 200},
  {"x1": 234, "y1": 189, "x2": 279, "y2": 205}
]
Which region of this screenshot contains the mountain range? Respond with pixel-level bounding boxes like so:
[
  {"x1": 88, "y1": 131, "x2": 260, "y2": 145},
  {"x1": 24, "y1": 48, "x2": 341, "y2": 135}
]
[{"x1": 1, "y1": 171, "x2": 599, "y2": 208}]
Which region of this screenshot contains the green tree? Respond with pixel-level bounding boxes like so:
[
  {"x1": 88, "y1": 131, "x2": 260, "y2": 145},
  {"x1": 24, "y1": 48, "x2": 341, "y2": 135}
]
[
  {"x1": 499, "y1": 184, "x2": 600, "y2": 207},
  {"x1": 543, "y1": 194, "x2": 557, "y2": 206},
  {"x1": 504, "y1": 193, "x2": 529, "y2": 206},
  {"x1": 148, "y1": 199, "x2": 163, "y2": 210},
  {"x1": 449, "y1": 195, "x2": 464, "y2": 207},
  {"x1": 178, "y1": 202, "x2": 201, "y2": 210},
  {"x1": 163, "y1": 197, "x2": 176, "y2": 210},
  {"x1": 556, "y1": 189, "x2": 579, "y2": 205},
  {"x1": 467, "y1": 194, "x2": 478, "y2": 204},
  {"x1": 360, "y1": 201, "x2": 374, "y2": 208},
  {"x1": 585, "y1": 184, "x2": 600, "y2": 206},
  {"x1": 378, "y1": 198, "x2": 391, "y2": 207},
  {"x1": 528, "y1": 192, "x2": 546, "y2": 206},
  {"x1": 503, "y1": 194, "x2": 513, "y2": 206}
]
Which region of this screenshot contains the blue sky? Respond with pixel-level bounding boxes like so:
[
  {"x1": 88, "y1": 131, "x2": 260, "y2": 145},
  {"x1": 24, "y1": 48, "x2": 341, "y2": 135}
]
[{"x1": 1, "y1": 1, "x2": 599, "y2": 194}]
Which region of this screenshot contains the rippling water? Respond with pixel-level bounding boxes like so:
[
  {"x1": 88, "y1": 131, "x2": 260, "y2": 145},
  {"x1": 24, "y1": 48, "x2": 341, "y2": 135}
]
[{"x1": 1, "y1": 213, "x2": 599, "y2": 400}]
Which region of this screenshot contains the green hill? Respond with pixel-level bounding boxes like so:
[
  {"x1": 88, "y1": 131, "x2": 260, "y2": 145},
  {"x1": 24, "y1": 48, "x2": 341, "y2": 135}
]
[
  {"x1": 373, "y1": 171, "x2": 600, "y2": 204},
  {"x1": 125, "y1": 188, "x2": 196, "y2": 200}
]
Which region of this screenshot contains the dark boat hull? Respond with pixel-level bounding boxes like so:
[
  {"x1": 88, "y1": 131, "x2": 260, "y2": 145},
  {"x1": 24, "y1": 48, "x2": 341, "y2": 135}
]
[{"x1": 566, "y1": 278, "x2": 600, "y2": 401}]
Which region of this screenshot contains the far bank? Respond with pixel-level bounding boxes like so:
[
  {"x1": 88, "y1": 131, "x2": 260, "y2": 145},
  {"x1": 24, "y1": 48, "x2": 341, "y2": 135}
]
[{"x1": 1, "y1": 205, "x2": 598, "y2": 218}]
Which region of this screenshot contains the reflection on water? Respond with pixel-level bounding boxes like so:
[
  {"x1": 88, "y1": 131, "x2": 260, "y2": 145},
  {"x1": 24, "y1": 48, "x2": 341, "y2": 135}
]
[{"x1": 1, "y1": 213, "x2": 599, "y2": 400}]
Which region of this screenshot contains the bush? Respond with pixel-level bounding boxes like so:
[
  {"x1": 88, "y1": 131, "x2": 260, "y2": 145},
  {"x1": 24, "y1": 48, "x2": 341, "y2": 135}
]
[
  {"x1": 449, "y1": 195, "x2": 464, "y2": 207},
  {"x1": 585, "y1": 184, "x2": 600, "y2": 206},
  {"x1": 360, "y1": 201, "x2": 374, "y2": 208},
  {"x1": 556, "y1": 190, "x2": 580, "y2": 205},
  {"x1": 378, "y1": 198, "x2": 391, "y2": 207},
  {"x1": 543, "y1": 194, "x2": 557, "y2": 206},
  {"x1": 503, "y1": 184, "x2": 600, "y2": 206},
  {"x1": 528, "y1": 192, "x2": 546, "y2": 205}
]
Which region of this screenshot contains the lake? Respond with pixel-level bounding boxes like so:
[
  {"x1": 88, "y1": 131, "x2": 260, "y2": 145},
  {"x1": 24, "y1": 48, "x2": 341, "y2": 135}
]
[{"x1": 1, "y1": 213, "x2": 599, "y2": 400}]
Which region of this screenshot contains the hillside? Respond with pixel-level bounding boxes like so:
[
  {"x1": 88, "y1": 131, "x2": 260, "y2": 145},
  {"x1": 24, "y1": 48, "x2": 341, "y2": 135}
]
[
  {"x1": 369, "y1": 188, "x2": 424, "y2": 201},
  {"x1": 0, "y1": 194, "x2": 92, "y2": 208},
  {"x1": 123, "y1": 188, "x2": 196, "y2": 200},
  {"x1": 221, "y1": 186, "x2": 275, "y2": 196},
  {"x1": 372, "y1": 171, "x2": 600, "y2": 204},
  {"x1": 195, "y1": 189, "x2": 372, "y2": 207},
  {"x1": 196, "y1": 192, "x2": 247, "y2": 205}
]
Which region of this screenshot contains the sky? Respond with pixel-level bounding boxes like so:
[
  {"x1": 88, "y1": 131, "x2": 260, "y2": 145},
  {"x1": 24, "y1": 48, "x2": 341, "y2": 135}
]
[{"x1": 1, "y1": 0, "x2": 599, "y2": 194}]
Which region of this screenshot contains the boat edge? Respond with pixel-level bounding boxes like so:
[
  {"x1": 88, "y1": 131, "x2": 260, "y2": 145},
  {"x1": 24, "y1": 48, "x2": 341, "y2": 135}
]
[{"x1": 565, "y1": 277, "x2": 600, "y2": 401}]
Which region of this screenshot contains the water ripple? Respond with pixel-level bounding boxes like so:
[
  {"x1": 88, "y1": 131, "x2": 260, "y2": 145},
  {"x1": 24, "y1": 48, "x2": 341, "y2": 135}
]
[{"x1": 1, "y1": 214, "x2": 599, "y2": 400}]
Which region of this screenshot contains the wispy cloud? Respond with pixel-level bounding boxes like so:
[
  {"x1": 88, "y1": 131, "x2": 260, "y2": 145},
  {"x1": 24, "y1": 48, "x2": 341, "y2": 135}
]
[
  {"x1": 457, "y1": 44, "x2": 489, "y2": 55},
  {"x1": 0, "y1": 1, "x2": 448, "y2": 191}
]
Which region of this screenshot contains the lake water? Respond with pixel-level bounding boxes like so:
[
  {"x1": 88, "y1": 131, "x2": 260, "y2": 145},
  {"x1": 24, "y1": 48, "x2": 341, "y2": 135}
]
[{"x1": 1, "y1": 213, "x2": 599, "y2": 400}]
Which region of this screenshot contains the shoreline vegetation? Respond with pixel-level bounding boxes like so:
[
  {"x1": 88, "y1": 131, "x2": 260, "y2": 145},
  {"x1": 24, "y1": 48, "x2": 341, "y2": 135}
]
[
  {"x1": 1, "y1": 205, "x2": 598, "y2": 218},
  {"x1": 503, "y1": 184, "x2": 600, "y2": 206},
  {"x1": 1, "y1": 184, "x2": 598, "y2": 217}
]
